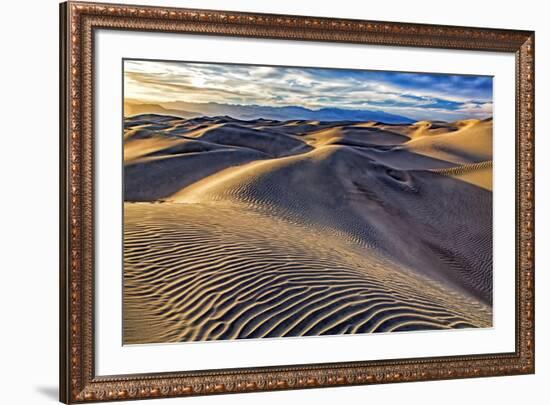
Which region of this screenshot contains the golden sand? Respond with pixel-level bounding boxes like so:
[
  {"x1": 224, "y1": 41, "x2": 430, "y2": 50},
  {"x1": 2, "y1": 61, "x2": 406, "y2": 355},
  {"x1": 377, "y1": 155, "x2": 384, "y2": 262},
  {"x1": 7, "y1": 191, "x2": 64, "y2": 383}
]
[
  {"x1": 123, "y1": 115, "x2": 493, "y2": 344},
  {"x1": 124, "y1": 202, "x2": 491, "y2": 344}
]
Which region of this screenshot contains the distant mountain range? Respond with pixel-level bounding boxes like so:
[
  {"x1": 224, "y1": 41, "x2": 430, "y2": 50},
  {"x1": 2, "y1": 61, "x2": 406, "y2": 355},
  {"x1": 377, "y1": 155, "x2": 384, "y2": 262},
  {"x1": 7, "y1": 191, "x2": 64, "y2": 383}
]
[{"x1": 124, "y1": 100, "x2": 415, "y2": 124}]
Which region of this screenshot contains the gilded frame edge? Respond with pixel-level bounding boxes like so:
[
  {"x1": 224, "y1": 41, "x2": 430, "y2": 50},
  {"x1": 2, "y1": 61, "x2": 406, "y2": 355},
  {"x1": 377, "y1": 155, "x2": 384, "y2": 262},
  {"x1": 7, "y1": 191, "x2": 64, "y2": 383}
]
[{"x1": 59, "y1": 1, "x2": 535, "y2": 403}]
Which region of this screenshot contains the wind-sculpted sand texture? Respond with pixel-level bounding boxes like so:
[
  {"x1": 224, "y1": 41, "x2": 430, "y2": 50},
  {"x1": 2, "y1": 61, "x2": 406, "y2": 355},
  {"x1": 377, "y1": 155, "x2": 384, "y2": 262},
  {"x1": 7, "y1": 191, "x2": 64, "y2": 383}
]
[
  {"x1": 123, "y1": 114, "x2": 493, "y2": 344},
  {"x1": 124, "y1": 203, "x2": 492, "y2": 344}
]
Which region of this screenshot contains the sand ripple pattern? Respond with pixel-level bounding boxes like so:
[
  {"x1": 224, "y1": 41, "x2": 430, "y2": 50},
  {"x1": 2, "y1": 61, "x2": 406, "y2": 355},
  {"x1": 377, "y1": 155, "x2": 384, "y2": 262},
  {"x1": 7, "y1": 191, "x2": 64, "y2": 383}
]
[{"x1": 124, "y1": 202, "x2": 492, "y2": 344}]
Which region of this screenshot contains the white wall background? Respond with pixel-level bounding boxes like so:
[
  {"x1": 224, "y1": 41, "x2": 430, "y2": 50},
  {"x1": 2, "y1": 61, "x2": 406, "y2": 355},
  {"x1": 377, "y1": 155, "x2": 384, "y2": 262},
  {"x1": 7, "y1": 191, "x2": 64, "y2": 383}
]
[{"x1": 0, "y1": 0, "x2": 546, "y2": 404}]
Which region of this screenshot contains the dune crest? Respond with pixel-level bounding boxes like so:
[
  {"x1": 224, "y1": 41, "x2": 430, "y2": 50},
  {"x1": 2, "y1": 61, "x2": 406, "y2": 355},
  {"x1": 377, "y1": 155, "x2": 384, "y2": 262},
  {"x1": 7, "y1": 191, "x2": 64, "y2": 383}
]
[
  {"x1": 402, "y1": 119, "x2": 492, "y2": 164},
  {"x1": 432, "y1": 161, "x2": 493, "y2": 191},
  {"x1": 123, "y1": 114, "x2": 494, "y2": 344},
  {"x1": 124, "y1": 202, "x2": 491, "y2": 344},
  {"x1": 168, "y1": 142, "x2": 492, "y2": 304}
]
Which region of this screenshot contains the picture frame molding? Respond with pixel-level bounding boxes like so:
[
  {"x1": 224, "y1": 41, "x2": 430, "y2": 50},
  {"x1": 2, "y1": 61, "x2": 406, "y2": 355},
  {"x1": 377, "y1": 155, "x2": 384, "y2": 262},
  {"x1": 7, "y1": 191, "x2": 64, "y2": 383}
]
[{"x1": 59, "y1": 1, "x2": 535, "y2": 402}]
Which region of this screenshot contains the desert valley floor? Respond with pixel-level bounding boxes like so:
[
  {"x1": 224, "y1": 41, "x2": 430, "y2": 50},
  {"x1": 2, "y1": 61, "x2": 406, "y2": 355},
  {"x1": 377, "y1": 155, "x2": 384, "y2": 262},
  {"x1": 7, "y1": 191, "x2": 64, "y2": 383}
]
[{"x1": 123, "y1": 114, "x2": 493, "y2": 344}]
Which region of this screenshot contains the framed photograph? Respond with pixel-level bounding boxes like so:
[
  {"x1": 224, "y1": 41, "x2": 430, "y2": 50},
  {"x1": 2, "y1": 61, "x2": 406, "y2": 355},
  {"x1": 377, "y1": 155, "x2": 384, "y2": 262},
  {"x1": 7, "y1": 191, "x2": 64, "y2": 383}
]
[{"x1": 60, "y1": 1, "x2": 535, "y2": 402}]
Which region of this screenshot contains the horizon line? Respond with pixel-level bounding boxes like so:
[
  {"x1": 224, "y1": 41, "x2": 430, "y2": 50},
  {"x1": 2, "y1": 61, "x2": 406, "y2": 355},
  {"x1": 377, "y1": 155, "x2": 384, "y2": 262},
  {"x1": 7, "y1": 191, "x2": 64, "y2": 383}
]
[{"x1": 123, "y1": 111, "x2": 493, "y2": 125}]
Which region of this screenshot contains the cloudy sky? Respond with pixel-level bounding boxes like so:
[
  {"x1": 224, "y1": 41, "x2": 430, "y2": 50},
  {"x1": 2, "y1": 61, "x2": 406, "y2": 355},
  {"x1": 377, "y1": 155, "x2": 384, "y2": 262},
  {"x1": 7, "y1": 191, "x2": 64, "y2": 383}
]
[{"x1": 124, "y1": 59, "x2": 493, "y2": 121}]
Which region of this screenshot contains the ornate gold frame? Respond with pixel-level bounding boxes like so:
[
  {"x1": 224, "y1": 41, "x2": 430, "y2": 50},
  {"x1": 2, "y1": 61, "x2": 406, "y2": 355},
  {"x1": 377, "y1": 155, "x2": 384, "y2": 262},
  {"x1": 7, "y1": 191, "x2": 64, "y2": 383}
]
[{"x1": 59, "y1": 1, "x2": 535, "y2": 403}]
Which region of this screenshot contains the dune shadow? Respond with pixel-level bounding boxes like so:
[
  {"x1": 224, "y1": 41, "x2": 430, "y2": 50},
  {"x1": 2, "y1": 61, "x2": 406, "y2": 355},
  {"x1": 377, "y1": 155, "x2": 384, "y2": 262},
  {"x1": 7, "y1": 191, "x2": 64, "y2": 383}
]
[{"x1": 122, "y1": 114, "x2": 494, "y2": 344}]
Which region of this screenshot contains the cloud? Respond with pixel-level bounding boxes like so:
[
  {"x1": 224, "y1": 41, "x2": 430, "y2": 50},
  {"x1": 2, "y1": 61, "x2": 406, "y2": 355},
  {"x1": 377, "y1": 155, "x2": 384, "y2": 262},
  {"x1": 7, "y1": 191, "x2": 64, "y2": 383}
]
[{"x1": 124, "y1": 60, "x2": 493, "y2": 121}]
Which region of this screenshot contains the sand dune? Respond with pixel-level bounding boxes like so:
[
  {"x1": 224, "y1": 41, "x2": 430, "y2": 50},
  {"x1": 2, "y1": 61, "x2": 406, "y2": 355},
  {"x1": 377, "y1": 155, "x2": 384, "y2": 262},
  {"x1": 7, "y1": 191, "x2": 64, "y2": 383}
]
[
  {"x1": 304, "y1": 126, "x2": 410, "y2": 147},
  {"x1": 185, "y1": 123, "x2": 312, "y2": 157},
  {"x1": 169, "y1": 144, "x2": 492, "y2": 304},
  {"x1": 123, "y1": 114, "x2": 493, "y2": 344},
  {"x1": 124, "y1": 202, "x2": 491, "y2": 344},
  {"x1": 432, "y1": 160, "x2": 493, "y2": 191},
  {"x1": 402, "y1": 119, "x2": 492, "y2": 164}
]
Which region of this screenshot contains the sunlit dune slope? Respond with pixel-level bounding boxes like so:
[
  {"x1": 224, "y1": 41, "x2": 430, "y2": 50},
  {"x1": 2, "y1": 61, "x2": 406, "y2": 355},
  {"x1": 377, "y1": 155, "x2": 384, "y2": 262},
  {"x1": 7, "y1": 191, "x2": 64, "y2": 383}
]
[
  {"x1": 401, "y1": 119, "x2": 493, "y2": 164},
  {"x1": 303, "y1": 126, "x2": 410, "y2": 147},
  {"x1": 124, "y1": 116, "x2": 312, "y2": 201},
  {"x1": 169, "y1": 144, "x2": 492, "y2": 305},
  {"x1": 123, "y1": 114, "x2": 494, "y2": 344},
  {"x1": 124, "y1": 115, "x2": 493, "y2": 201},
  {"x1": 432, "y1": 160, "x2": 493, "y2": 191},
  {"x1": 124, "y1": 202, "x2": 491, "y2": 344}
]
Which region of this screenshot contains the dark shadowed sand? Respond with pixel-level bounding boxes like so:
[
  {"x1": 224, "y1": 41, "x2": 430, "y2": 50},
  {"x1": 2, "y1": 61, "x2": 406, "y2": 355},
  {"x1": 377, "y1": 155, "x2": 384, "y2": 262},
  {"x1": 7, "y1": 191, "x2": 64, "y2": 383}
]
[{"x1": 123, "y1": 114, "x2": 493, "y2": 344}]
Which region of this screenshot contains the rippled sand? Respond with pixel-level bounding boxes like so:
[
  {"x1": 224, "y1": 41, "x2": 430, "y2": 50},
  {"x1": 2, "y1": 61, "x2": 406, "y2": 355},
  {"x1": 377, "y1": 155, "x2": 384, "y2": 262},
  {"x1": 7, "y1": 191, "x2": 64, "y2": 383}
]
[
  {"x1": 124, "y1": 202, "x2": 491, "y2": 344},
  {"x1": 123, "y1": 115, "x2": 493, "y2": 344}
]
